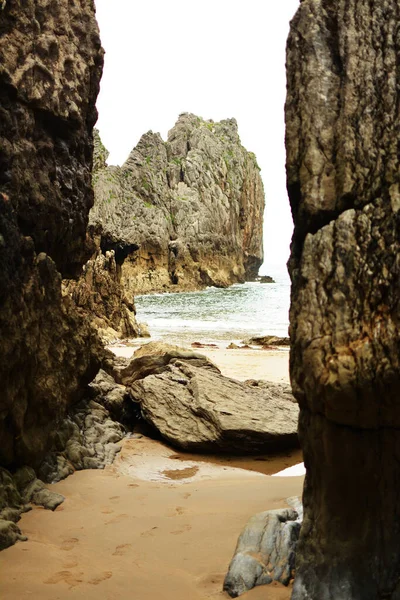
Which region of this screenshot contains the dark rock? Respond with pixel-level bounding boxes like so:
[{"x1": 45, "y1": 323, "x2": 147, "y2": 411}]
[
  {"x1": 286, "y1": 1, "x2": 400, "y2": 597},
  {"x1": 38, "y1": 399, "x2": 126, "y2": 484},
  {"x1": 0, "y1": 0, "x2": 104, "y2": 469},
  {"x1": 223, "y1": 497, "x2": 302, "y2": 597},
  {"x1": 244, "y1": 336, "x2": 290, "y2": 347},
  {"x1": 0, "y1": 465, "x2": 66, "y2": 550},
  {"x1": 253, "y1": 275, "x2": 276, "y2": 283},
  {"x1": 91, "y1": 114, "x2": 265, "y2": 294}
]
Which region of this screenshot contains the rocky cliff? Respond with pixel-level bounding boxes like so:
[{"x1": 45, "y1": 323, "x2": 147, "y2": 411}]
[
  {"x1": 0, "y1": 0, "x2": 104, "y2": 468},
  {"x1": 286, "y1": 1, "x2": 400, "y2": 598},
  {"x1": 91, "y1": 113, "x2": 265, "y2": 294}
]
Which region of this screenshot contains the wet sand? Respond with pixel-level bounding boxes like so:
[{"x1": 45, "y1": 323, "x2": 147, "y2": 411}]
[{"x1": 0, "y1": 345, "x2": 302, "y2": 600}]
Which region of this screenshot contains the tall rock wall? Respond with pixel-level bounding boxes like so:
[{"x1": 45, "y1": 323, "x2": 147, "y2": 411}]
[
  {"x1": 0, "y1": 0, "x2": 104, "y2": 468},
  {"x1": 91, "y1": 113, "x2": 265, "y2": 295},
  {"x1": 286, "y1": 1, "x2": 400, "y2": 598}
]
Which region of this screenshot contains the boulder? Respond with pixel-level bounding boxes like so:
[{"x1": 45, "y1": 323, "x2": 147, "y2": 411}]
[
  {"x1": 223, "y1": 497, "x2": 302, "y2": 597},
  {"x1": 126, "y1": 358, "x2": 299, "y2": 453},
  {"x1": 244, "y1": 336, "x2": 290, "y2": 347}
]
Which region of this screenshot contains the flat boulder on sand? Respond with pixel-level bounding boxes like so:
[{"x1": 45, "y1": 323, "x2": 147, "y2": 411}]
[{"x1": 125, "y1": 343, "x2": 299, "y2": 453}]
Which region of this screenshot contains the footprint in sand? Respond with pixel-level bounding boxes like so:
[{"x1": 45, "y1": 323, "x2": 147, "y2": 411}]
[
  {"x1": 182, "y1": 492, "x2": 191, "y2": 500},
  {"x1": 170, "y1": 524, "x2": 192, "y2": 535},
  {"x1": 60, "y1": 538, "x2": 79, "y2": 551},
  {"x1": 88, "y1": 571, "x2": 113, "y2": 585},
  {"x1": 44, "y1": 570, "x2": 84, "y2": 587},
  {"x1": 167, "y1": 505, "x2": 187, "y2": 517},
  {"x1": 128, "y1": 483, "x2": 139, "y2": 488},
  {"x1": 140, "y1": 527, "x2": 158, "y2": 538},
  {"x1": 63, "y1": 561, "x2": 78, "y2": 569},
  {"x1": 101, "y1": 507, "x2": 114, "y2": 514},
  {"x1": 109, "y1": 496, "x2": 120, "y2": 501},
  {"x1": 112, "y1": 543, "x2": 132, "y2": 556},
  {"x1": 105, "y1": 513, "x2": 128, "y2": 525}
]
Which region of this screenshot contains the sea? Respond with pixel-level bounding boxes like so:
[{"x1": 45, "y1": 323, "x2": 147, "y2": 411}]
[{"x1": 135, "y1": 266, "x2": 291, "y2": 346}]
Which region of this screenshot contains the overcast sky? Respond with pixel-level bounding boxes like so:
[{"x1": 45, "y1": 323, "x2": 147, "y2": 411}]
[{"x1": 95, "y1": 0, "x2": 300, "y2": 274}]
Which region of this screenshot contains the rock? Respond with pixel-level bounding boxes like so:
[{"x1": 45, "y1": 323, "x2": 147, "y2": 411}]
[
  {"x1": 134, "y1": 341, "x2": 187, "y2": 358},
  {"x1": 223, "y1": 498, "x2": 302, "y2": 597},
  {"x1": 191, "y1": 341, "x2": 218, "y2": 349},
  {"x1": 64, "y1": 246, "x2": 140, "y2": 343},
  {"x1": 0, "y1": 465, "x2": 67, "y2": 549},
  {"x1": 244, "y1": 336, "x2": 290, "y2": 347},
  {"x1": 138, "y1": 322, "x2": 151, "y2": 338},
  {"x1": 119, "y1": 347, "x2": 220, "y2": 386},
  {"x1": 127, "y1": 359, "x2": 299, "y2": 453},
  {"x1": 286, "y1": 1, "x2": 400, "y2": 597},
  {"x1": 0, "y1": 0, "x2": 104, "y2": 468},
  {"x1": 0, "y1": 521, "x2": 25, "y2": 552},
  {"x1": 90, "y1": 114, "x2": 265, "y2": 294},
  {"x1": 254, "y1": 275, "x2": 276, "y2": 283},
  {"x1": 88, "y1": 369, "x2": 137, "y2": 427},
  {"x1": 245, "y1": 380, "x2": 295, "y2": 404},
  {"x1": 38, "y1": 399, "x2": 126, "y2": 484},
  {"x1": 227, "y1": 343, "x2": 240, "y2": 349}
]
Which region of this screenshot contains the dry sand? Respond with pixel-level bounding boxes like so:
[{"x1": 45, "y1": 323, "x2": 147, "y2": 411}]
[
  {"x1": 111, "y1": 341, "x2": 290, "y2": 383},
  {"x1": 0, "y1": 346, "x2": 302, "y2": 600}
]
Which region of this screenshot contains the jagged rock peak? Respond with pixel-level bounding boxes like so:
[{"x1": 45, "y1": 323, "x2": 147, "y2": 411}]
[
  {"x1": 91, "y1": 114, "x2": 265, "y2": 294},
  {"x1": 286, "y1": 1, "x2": 400, "y2": 599}
]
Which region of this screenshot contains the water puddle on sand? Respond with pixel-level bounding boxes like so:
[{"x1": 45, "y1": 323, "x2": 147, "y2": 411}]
[
  {"x1": 162, "y1": 466, "x2": 200, "y2": 480},
  {"x1": 112, "y1": 436, "x2": 303, "y2": 485}
]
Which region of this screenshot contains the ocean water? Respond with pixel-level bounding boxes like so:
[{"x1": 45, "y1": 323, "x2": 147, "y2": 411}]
[{"x1": 135, "y1": 268, "x2": 291, "y2": 345}]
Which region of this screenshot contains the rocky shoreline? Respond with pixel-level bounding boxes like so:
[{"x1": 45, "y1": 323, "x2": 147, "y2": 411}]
[{"x1": 0, "y1": 341, "x2": 298, "y2": 555}]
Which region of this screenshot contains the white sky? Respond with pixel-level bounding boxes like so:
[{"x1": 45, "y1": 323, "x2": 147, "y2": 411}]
[{"x1": 94, "y1": 0, "x2": 300, "y2": 274}]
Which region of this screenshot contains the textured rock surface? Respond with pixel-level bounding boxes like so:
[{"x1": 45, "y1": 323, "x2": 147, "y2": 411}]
[
  {"x1": 64, "y1": 246, "x2": 141, "y2": 343},
  {"x1": 1, "y1": 368, "x2": 131, "y2": 551},
  {"x1": 0, "y1": 466, "x2": 64, "y2": 551},
  {"x1": 0, "y1": 0, "x2": 104, "y2": 468},
  {"x1": 244, "y1": 336, "x2": 290, "y2": 347},
  {"x1": 286, "y1": 1, "x2": 400, "y2": 598},
  {"x1": 124, "y1": 353, "x2": 299, "y2": 453},
  {"x1": 91, "y1": 113, "x2": 265, "y2": 294},
  {"x1": 37, "y1": 398, "x2": 126, "y2": 484},
  {"x1": 224, "y1": 497, "x2": 302, "y2": 597}
]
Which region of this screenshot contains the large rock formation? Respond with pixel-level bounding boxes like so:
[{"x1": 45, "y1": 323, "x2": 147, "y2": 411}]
[
  {"x1": 0, "y1": 0, "x2": 104, "y2": 468},
  {"x1": 286, "y1": 1, "x2": 400, "y2": 598},
  {"x1": 91, "y1": 113, "x2": 265, "y2": 294},
  {"x1": 118, "y1": 343, "x2": 299, "y2": 454}
]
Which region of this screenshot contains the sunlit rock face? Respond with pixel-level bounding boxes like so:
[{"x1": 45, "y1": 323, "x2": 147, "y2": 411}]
[
  {"x1": 91, "y1": 113, "x2": 265, "y2": 295},
  {"x1": 0, "y1": 0, "x2": 104, "y2": 468},
  {"x1": 286, "y1": 1, "x2": 400, "y2": 598}
]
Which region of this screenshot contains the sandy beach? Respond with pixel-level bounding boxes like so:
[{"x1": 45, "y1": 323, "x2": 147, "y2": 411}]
[
  {"x1": 0, "y1": 345, "x2": 302, "y2": 600},
  {"x1": 111, "y1": 341, "x2": 290, "y2": 383}
]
